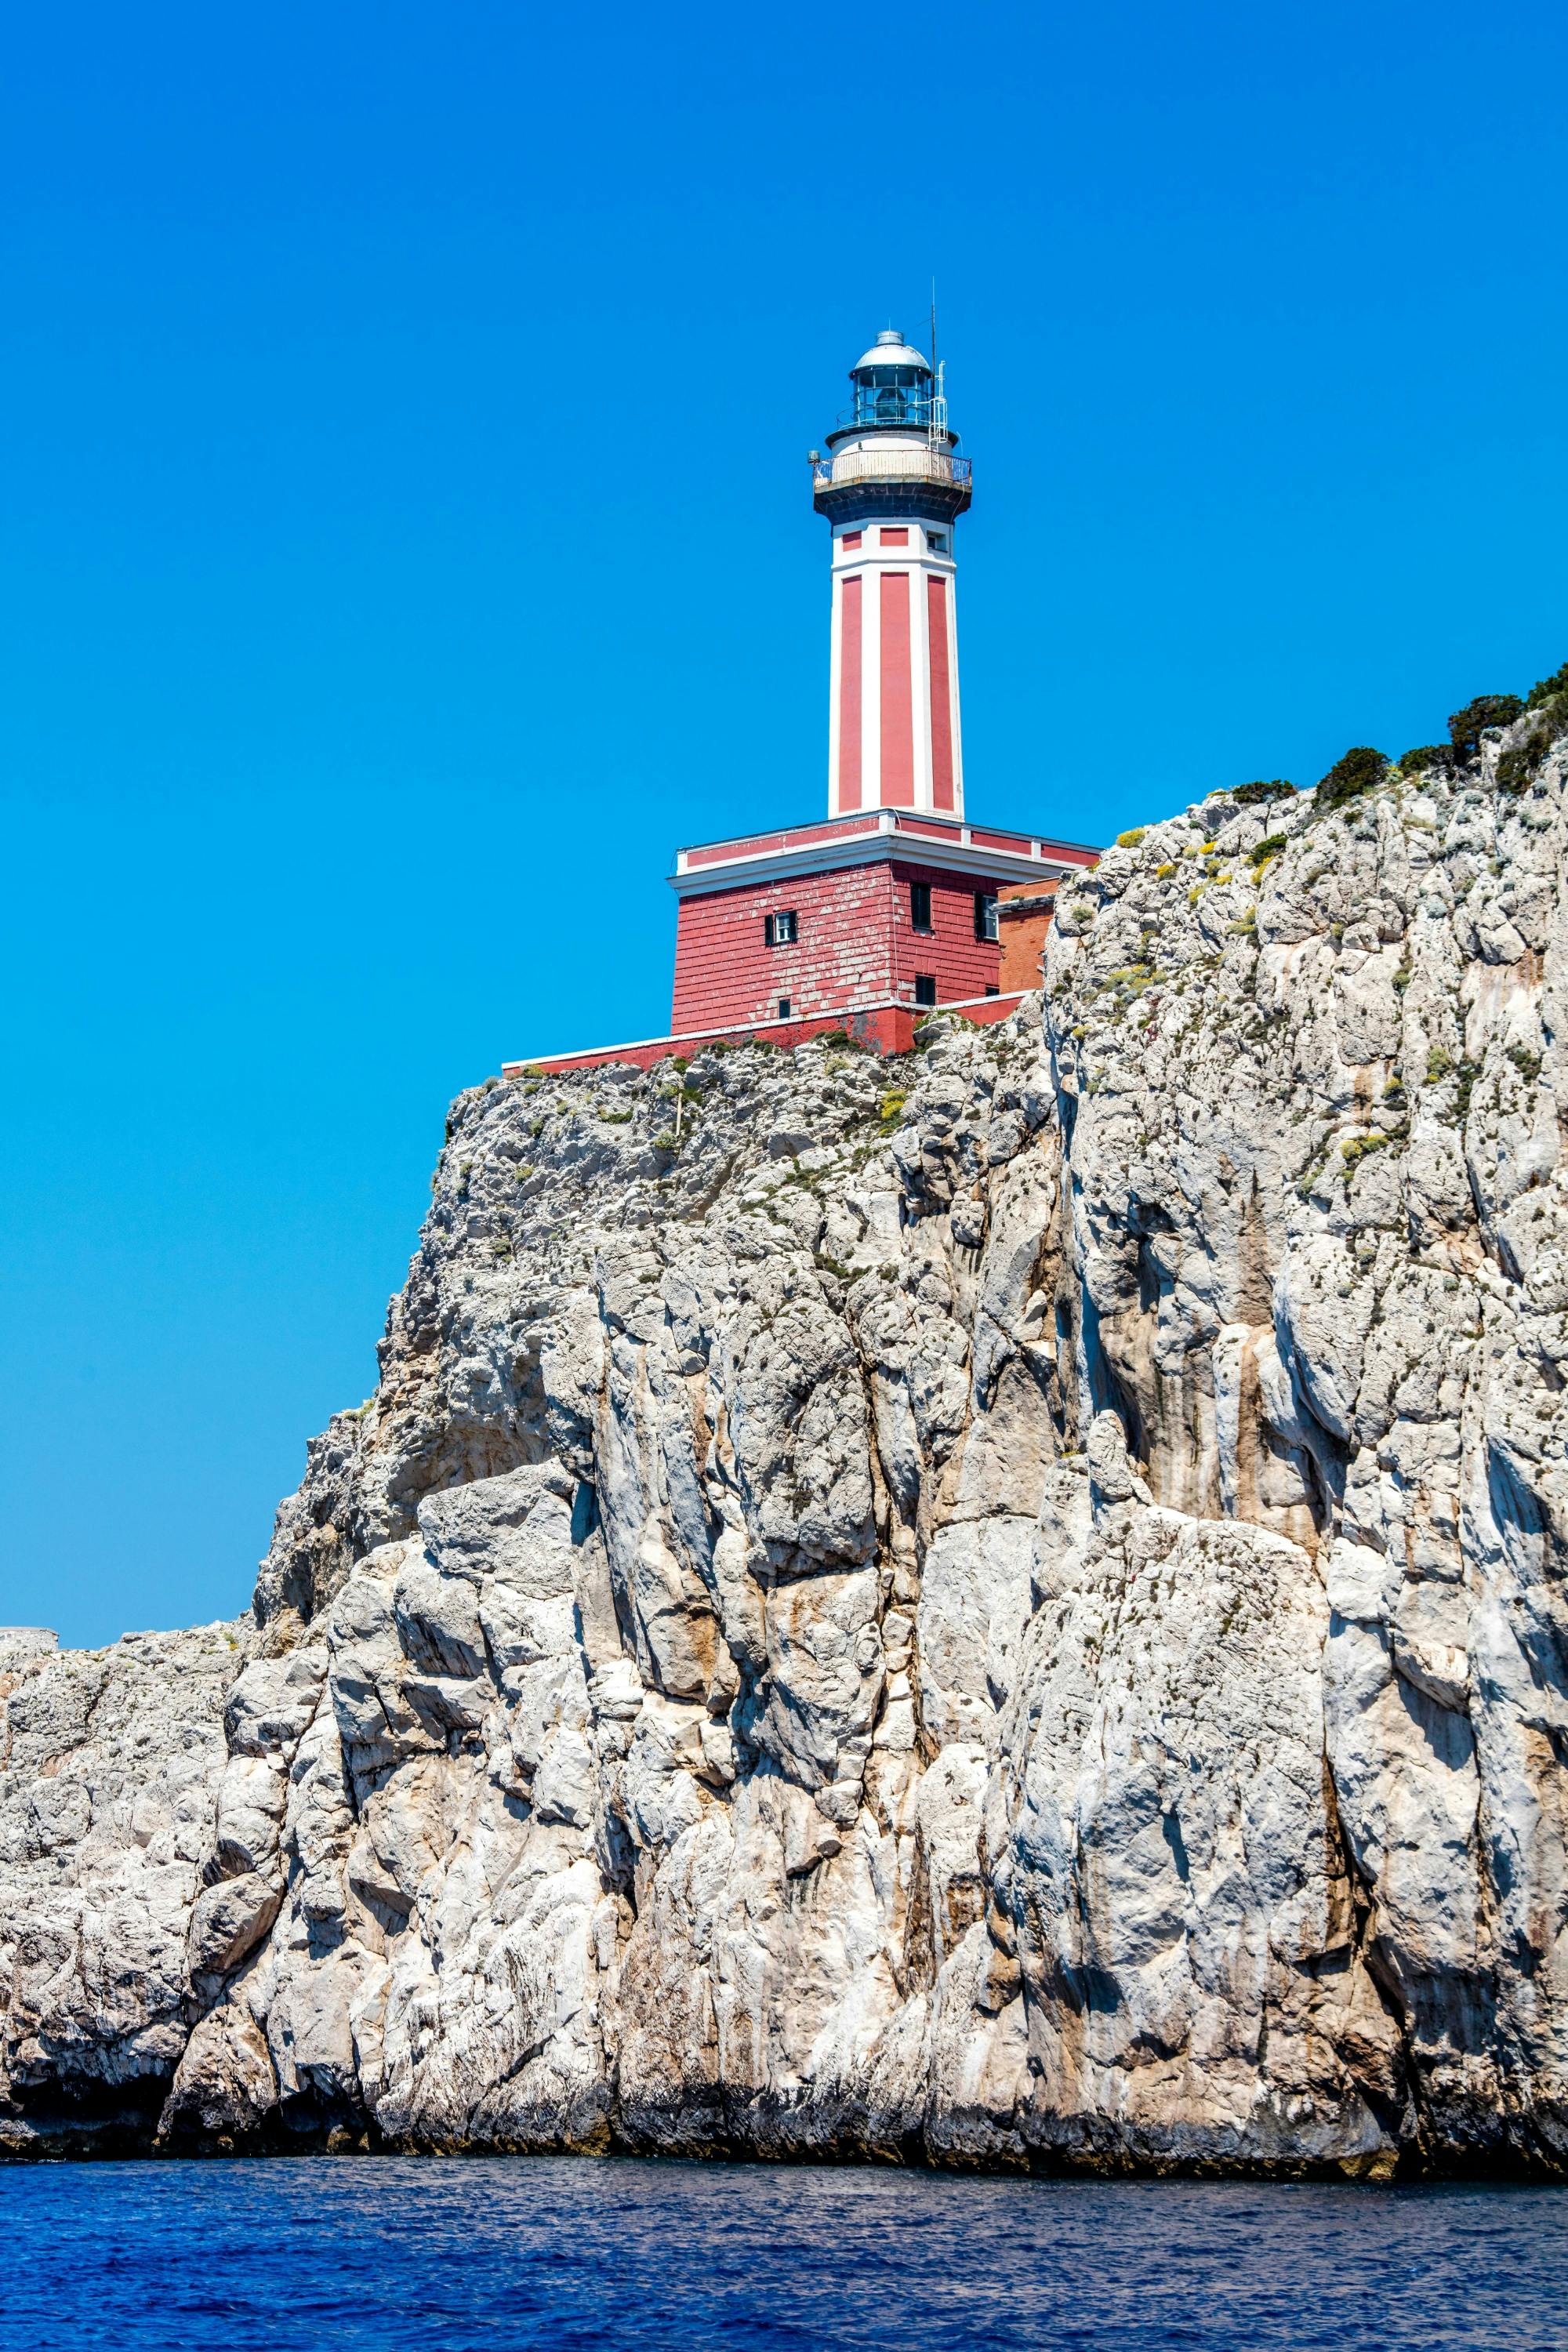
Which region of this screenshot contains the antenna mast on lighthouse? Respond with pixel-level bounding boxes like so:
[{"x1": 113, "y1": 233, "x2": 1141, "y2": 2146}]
[{"x1": 927, "y1": 281, "x2": 948, "y2": 450}]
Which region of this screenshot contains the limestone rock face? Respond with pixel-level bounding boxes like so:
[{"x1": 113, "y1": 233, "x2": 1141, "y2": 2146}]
[
  {"x1": 5, "y1": 711, "x2": 1568, "y2": 2171},
  {"x1": 0, "y1": 1622, "x2": 246, "y2": 2150}
]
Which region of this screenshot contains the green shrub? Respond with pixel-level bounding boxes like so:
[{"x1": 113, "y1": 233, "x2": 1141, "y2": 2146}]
[
  {"x1": 1497, "y1": 742, "x2": 1537, "y2": 795},
  {"x1": 1397, "y1": 744, "x2": 1452, "y2": 776},
  {"x1": 1248, "y1": 833, "x2": 1289, "y2": 866},
  {"x1": 1447, "y1": 694, "x2": 1523, "y2": 763},
  {"x1": 878, "y1": 1090, "x2": 908, "y2": 1127},
  {"x1": 1316, "y1": 746, "x2": 1388, "y2": 808},
  {"x1": 1232, "y1": 779, "x2": 1295, "y2": 807},
  {"x1": 1526, "y1": 660, "x2": 1568, "y2": 710},
  {"x1": 1115, "y1": 826, "x2": 1147, "y2": 849},
  {"x1": 1496, "y1": 695, "x2": 1568, "y2": 794}
]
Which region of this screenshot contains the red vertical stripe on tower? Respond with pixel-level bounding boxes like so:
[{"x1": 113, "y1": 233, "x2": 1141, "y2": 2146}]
[
  {"x1": 880, "y1": 572, "x2": 913, "y2": 806},
  {"x1": 838, "y1": 575, "x2": 862, "y2": 812},
  {"x1": 927, "y1": 574, "x2": 954, "y2": 811}
]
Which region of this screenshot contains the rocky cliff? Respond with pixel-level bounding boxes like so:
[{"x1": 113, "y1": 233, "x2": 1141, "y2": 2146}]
[{"x1": 5, "y1": 702, "x2": 1566, "y2": 2172}]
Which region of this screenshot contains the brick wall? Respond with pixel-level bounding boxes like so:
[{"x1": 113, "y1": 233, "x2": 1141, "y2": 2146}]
[
  {"x1": 672, "y1": 859, "x2": 1011, "y2": 1032},
  {"x1": 672, "y1": 857, "x2": 1012, "y2": 1033},
  {"x1": 997, "y1": 881, "x2": 1058, "y2": 992},
  {"x1": 671, "y1": 862, "x2": 899, "y2": 1032},
  {"x1": 886, "y1": 860, "x2": 1004, "y2": 1002}
]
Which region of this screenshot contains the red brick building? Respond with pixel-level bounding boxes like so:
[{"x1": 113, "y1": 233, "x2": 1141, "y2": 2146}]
[{"x1": 670, "y1": 810, "x2": 1091, "y2": 1033}]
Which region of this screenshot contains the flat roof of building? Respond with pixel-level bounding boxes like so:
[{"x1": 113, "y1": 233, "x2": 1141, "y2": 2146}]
[{"x1": 671, "y1": 808, "x2": 1099, "y2": 896}]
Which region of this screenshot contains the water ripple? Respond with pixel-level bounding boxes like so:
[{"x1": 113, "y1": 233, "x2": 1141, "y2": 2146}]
[{"x1": 2, "y1": 2158, "x2": 1565, "y2": 2350}]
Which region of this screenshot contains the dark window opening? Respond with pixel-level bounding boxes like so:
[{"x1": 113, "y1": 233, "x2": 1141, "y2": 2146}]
[
  {"x1": 985, "y1": 985, "x2": 1000, "y2": 997},
  {"x1": 764, "y1": 909, "x2": 798, "y2": 946},
  {"x1": 909, "y1": 881, "x2": 932, "y2": 933},
  {"x1": 975, "y1": 891, "x2": 999, "y2": 942},
  {"x1": 914, "y1": 975, "x2": 938, "y2": 1008},
  {"x1": 778, "y1": 997, "x2": 791, "y2": 1020}
]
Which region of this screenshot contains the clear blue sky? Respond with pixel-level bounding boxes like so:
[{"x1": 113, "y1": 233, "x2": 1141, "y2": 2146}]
[{"x1": 2, "y1": 2, "x2": 1564, "y2": 1647}]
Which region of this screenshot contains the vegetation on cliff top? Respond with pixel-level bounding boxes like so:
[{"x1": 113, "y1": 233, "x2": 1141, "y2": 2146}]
[
  {"x1": 1312, "y1": 653, "x2": 1566, "y2": 809},
  {"x1": 1105, "y1": 644, "x2": 1566, "y2": 855}
]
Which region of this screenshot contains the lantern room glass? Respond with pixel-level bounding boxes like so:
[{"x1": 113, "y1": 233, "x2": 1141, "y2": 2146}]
[{"x1": 848, "y1": 362, "x2": 935, "y2": 430}]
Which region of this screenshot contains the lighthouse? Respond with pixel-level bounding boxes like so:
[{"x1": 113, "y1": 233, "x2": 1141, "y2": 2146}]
[
  {"x1": 814, "y1": 329, "x2": 971, "y2": 818},
  {"x1": 509, "y1": 326, "x2": 1098, "y2": 1078}
]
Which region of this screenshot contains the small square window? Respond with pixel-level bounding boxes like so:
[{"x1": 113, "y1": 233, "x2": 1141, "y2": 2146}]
[
  {"x1": 975, "y1": 891, "x2": 999, "y2": 942},
  {"x1": 880, "y1": 527, "x2": 909, "y2": 546},
  {"x1": 928, "y1": 532, "x2": 948, "y2": 554},
  {"x1": 840, "y1": 531, "x2": 862, "y2": 551},
  {"x1": 764, "y1": 909, "x2": 798, "y2": 946},
  {"x1": 914, "y1": 975, "x2": 937, "y2": 1008},
  {"x1": 909, "y1": 881, "x2": 932, "y2": 932},
  {"x1": 778, "y1": 997, "x2": 791, "y2": 1020},
  {"x1": 984, "y1": 985, "x2": 999, "y2": 998}
]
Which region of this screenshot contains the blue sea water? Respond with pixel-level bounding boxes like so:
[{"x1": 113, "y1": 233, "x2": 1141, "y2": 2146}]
[{"x1": 2, "y1": 2158, "x2": 1564, "y2": 2351}]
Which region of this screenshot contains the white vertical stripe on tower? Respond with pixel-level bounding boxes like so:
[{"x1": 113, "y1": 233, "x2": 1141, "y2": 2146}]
[{"x1": 861, "y1": 553, "x2": 880, "y2": 811}]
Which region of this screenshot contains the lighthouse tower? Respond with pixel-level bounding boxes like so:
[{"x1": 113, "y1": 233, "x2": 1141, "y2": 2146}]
[
  {"x1": 506, "y1": 323, "x2": 1099, "y2": 1078},
  {"x1": 812, "y1": 330, "x2": 971, "y2": 818}
]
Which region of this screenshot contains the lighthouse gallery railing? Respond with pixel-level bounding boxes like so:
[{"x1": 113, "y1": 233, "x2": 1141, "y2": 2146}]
[{"x1": 811, "y1": 450, "x2": 971, "y2": 492}]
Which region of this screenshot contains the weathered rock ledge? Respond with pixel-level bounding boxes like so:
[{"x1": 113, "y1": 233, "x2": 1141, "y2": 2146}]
[{"x1": 5, "y1": 712, "x2": 1566, "y2": 2172}]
